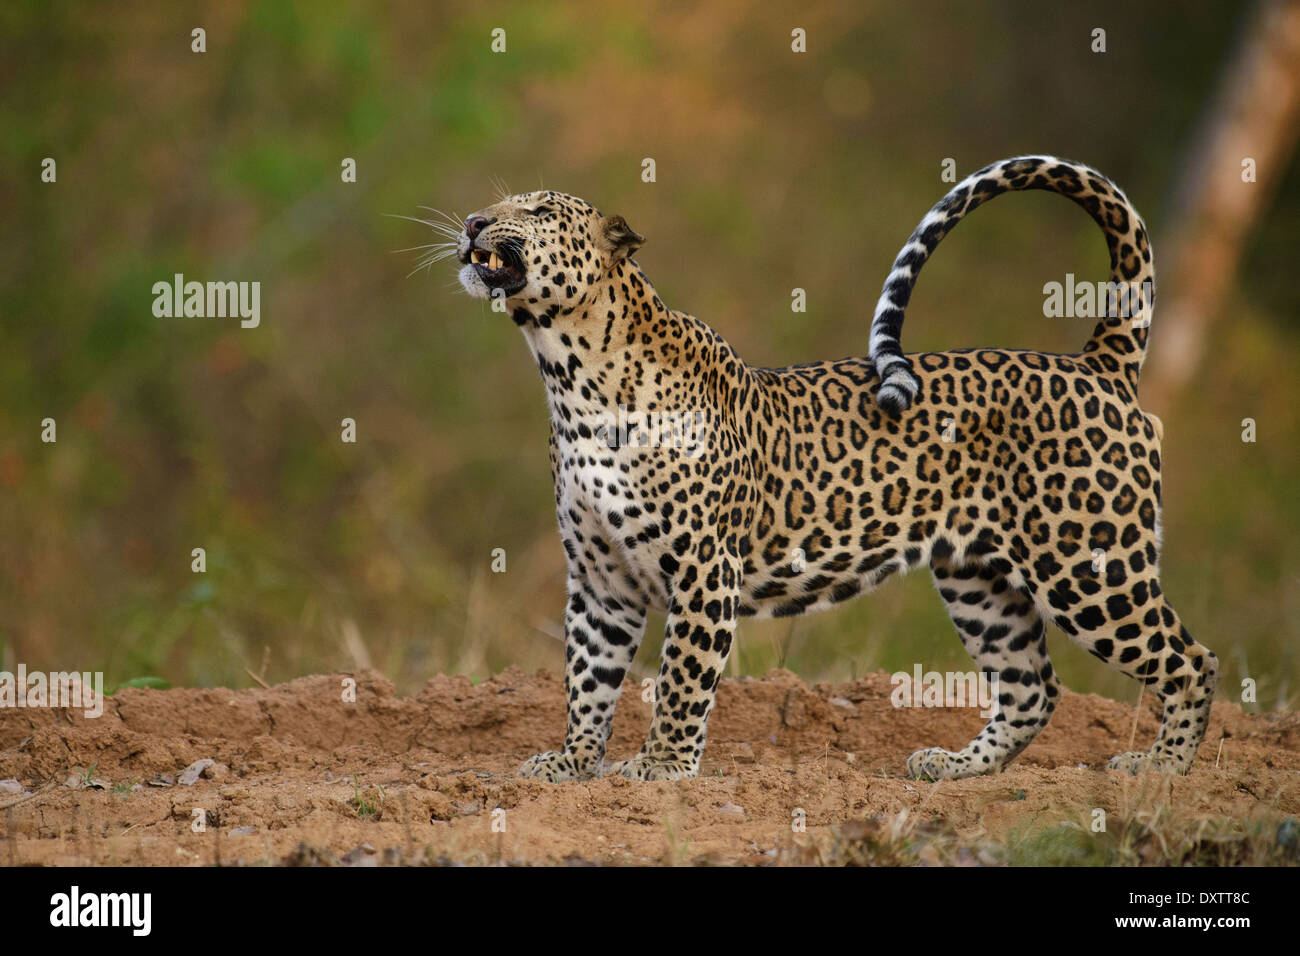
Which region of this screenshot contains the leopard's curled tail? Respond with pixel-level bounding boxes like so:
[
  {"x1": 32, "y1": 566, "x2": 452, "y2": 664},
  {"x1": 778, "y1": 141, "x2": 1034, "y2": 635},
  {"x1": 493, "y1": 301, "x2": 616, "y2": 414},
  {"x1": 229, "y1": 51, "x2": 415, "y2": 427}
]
[{"x1": 869, "y1": 156, "x2": 1155, "y2": 416}]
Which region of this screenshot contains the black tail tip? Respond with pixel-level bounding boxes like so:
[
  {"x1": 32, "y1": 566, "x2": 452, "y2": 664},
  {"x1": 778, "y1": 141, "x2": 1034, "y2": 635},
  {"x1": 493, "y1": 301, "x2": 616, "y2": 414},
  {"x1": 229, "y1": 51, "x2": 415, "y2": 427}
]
[{"x1": 876, "y1": 369, "x2": 919, "y2": 417}]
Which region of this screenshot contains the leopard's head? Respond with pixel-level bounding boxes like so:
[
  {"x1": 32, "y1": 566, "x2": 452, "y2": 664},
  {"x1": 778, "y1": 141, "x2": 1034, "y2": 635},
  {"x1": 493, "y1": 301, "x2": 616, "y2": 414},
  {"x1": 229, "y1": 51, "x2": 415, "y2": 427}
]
[{"x1": 455, "y1": 191, "x2": 644, "y2": 313}]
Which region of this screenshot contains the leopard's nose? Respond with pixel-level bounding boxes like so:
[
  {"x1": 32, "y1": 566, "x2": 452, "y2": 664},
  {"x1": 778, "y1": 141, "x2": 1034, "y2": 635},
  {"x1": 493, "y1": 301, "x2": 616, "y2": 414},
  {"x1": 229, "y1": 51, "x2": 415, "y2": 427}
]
[{"x1": 465, "y1": 215, "x2": 494, "y2": 239}]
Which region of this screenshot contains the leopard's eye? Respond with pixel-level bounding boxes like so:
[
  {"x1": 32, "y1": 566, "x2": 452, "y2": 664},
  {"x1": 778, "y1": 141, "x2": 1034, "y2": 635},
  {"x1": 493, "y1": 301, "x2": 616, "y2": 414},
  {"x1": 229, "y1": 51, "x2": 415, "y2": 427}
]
[{"x1": 526, "y1": 205, "x2": 553, "y2": 217}]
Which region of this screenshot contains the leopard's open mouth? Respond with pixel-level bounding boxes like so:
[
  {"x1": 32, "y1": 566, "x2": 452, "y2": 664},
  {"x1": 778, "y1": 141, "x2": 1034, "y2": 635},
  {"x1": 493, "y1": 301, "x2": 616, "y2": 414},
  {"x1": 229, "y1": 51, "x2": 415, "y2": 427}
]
[{"x1": 463, "y1": 243, "x2": 526, "y2": 295}]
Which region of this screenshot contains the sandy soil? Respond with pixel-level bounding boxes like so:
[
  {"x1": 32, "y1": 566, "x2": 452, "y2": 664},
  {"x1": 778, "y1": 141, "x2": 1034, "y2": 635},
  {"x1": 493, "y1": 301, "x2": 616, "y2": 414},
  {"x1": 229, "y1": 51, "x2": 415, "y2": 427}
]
[{"x1": 1, "y1": 668, "x2": 1297, "y2": 866}]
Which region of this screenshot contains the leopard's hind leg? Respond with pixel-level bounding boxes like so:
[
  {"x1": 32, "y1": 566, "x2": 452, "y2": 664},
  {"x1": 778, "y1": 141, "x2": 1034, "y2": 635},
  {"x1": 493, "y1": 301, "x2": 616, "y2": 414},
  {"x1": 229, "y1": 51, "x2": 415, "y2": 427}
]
[
  {"x1": 1043, "y1": 580, "x2": 1218, "y2": 775},
  {"x1": 907, "y1": 557, "x2": 1062, "y2": 780}
]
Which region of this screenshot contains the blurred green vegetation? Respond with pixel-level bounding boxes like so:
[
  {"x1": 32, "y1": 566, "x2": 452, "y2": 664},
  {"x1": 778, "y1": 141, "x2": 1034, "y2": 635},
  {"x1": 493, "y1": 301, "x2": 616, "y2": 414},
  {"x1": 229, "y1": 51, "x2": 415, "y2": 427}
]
[{"x1": 1, "y1": 1, "x2": 1296, "y2": 708}]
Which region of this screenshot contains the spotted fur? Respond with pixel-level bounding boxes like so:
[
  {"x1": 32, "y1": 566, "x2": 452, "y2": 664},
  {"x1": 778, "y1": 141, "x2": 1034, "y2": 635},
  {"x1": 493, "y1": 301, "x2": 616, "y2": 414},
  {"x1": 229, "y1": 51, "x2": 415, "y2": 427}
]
[{"x1": 450, "y1": 157, "x2": 1217, "y2": 783}]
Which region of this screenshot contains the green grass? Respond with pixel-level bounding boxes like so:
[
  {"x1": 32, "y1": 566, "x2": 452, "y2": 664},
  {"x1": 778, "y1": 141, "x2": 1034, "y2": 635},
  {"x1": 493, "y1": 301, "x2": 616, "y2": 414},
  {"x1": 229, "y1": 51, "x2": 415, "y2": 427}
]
[
  {"x1": 794, "y1": 811, "x2": 1300, "y2": 867},
  {"x1": 348, "y1": 775, "x2": 384, "y2": 820}
]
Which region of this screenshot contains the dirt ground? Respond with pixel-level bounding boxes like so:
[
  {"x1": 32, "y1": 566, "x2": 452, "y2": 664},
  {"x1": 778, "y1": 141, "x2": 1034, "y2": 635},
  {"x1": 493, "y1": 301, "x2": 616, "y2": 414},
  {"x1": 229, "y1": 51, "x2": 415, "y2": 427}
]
[{"x1": 1, "y1": 668, "x2": 1297, "y2": 866}]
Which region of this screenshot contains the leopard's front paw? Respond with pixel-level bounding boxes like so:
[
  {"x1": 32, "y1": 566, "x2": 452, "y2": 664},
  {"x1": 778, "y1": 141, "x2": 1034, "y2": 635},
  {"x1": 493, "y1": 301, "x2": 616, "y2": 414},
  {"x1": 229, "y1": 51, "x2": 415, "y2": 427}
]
[
  {"x1": 517, "y1": 750, "x2": 595, "y2": 782},
  {"x1": 907, "y1": 747, "x2": 976, "y2": 781},
  {"x1": 607, "y1": 753, "x2": 697, "y2": 782},
  {"x1": 1106, "y1": 751, "x2": 1185, "y2": 776}
]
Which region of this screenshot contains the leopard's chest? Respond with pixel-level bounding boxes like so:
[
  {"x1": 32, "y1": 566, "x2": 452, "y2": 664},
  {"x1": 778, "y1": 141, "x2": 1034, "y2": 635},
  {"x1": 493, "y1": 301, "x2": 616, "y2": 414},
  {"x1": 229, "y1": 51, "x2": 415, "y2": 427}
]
[{"x1": 550, "y1": 411, "x2": 672, "y2": 606}]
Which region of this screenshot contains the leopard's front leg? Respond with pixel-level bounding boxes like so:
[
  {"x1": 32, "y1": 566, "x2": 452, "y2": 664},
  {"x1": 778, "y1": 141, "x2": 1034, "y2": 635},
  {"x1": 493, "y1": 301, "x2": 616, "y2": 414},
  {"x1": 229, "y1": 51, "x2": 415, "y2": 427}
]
[
  {"x1": 519, "y1": 579, "x2": 647, "y2": 782},
  {"x1": 608, "y1": 555, "x2": 741, "y2": 781}
]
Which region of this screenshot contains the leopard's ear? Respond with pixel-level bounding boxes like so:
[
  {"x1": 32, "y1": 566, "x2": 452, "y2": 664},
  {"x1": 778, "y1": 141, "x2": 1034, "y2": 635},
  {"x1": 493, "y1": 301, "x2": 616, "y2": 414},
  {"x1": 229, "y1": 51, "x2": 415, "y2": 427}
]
[{"x1": 598, "y1": 214, "x2": 645, "y2": 259}]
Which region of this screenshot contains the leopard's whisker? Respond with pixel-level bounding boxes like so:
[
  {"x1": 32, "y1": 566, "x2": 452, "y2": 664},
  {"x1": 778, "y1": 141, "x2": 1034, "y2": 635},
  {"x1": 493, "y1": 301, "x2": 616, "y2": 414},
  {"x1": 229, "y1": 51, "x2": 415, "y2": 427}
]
[
  {"x1": 418, "y1": 206, "x2": 469, "y2": 231},
  {"x1": 392, "y1": 241, "x2": 457, "y2": 254},
  {"x1": 385, "y1": 213, "x2": 462, "y2": 237}
]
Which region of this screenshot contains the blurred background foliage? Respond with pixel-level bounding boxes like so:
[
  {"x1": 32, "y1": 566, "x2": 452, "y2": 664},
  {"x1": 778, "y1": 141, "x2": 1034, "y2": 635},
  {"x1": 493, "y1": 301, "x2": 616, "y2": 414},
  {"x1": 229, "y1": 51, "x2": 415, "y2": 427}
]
[{"x1": 0, "y1": 1, "x2": 1296, "y2": 708}]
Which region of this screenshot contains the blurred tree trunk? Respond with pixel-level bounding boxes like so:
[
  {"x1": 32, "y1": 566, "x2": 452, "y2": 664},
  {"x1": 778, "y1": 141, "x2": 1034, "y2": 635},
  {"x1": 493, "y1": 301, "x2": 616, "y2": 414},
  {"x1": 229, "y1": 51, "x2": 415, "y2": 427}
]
[{"x1": 1145, "y1": 0, "x2": 1300, "y2": 408}]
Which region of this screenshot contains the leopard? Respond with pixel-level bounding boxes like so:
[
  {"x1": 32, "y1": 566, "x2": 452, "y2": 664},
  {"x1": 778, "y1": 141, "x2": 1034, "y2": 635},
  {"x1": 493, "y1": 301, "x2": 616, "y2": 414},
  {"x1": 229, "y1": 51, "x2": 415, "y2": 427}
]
[{"x1": 444, "y1": 155, "x2": 1218, "y2": 783}]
